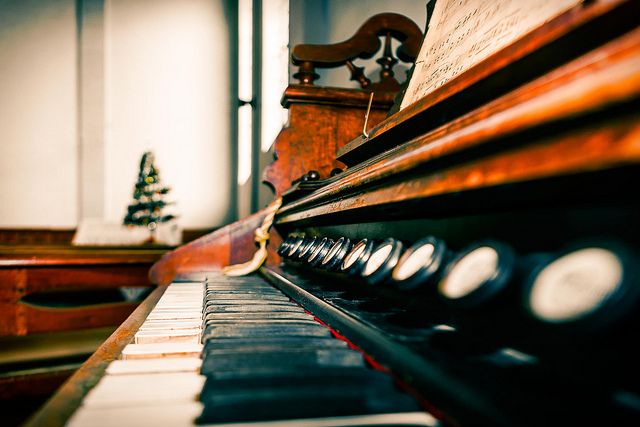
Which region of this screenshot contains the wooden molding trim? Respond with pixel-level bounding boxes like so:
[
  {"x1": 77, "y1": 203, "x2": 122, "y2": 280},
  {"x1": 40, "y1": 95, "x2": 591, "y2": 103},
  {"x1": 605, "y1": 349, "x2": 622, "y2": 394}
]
[
  {"x1": 0, "y1": 228, "x2": 217, "y2": 246},
  {"x1": 0, "y1": 229, "x2": 75, "y2": 246}
]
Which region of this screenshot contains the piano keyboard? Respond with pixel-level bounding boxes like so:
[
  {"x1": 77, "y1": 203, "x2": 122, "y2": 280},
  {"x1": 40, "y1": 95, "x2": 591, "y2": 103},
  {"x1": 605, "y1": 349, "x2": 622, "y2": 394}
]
[{"x1": 66, "y1": 274, "x2": 439, "y2": 426}]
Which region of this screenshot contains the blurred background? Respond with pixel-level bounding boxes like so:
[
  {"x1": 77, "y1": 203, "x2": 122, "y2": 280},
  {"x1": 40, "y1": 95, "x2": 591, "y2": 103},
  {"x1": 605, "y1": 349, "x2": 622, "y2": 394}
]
[{"x1": 0, "y1": 0, "x2": 426, "y2": 239}]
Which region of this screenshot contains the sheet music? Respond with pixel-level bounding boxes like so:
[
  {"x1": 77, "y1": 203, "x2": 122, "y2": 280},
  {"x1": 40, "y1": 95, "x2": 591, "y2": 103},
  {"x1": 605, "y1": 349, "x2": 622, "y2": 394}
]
[{"x1": 400, "y1": 0, "x2": 584, "y2": 110}]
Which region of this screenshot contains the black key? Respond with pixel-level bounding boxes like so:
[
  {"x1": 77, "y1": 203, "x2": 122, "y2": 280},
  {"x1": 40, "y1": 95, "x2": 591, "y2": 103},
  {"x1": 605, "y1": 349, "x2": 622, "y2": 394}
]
[
  {"x1": 204, "y1": 299, "x2": 292, "y2": 308},
  {"x1": 200, "y1": 347, "x2": 365, "y2": 375},
  {"x1": 202, "y1": 321, "x2": 325, "y2": 341},
  {"x1": 198, "y1": 380, "x2": 421, "y2": 423},
  {"x1": 205, "y1": 275, "x2": 266, "y2": 284},
  {"x1": 203, "y1": 318, "x2": 317, "y2": 327},
  {"x1": 172, "y1": 273, "x2": 210, "y2": 282},
  {"x1": 205, "y1": 283, "x2": 276, "y2": 289},
  {"x1": 204, "y1": 293, "x2": 290, "y2": 301},
  {"x1": 202, "y1": 366, "x2": 375, "y2": 381},
  {"x1": 205, "y1": 281, "x2": 274, "y2": 289},
  {"x1": 203, "y1": 318, "x2": 316, "y2": 326},
  {"x1": 205, "y1": 291, "x2": 287, "y2": 297},
  {"x1": 203, "y1": 336, "x2": 348, "y2": 352},
  {"x1": 204, "y1": 299, "x2": 294, "y2": 310},
  {"x1": 200, "y1": 367, "x2": 398, "y2": 398},
  {"x1": 206, "y1": 286, "x2": 282, "y2": 291},
  {"x1": 205, "y1": 288, "x2": 277, "y2": 295},
  {"x1": 204, "y1": 304, "x2": 306, "y2": 314},
  {"x1": 205, "y1": 290, "x2": 285, "y2": 299},
  {"x1": 202, "y1": 323, "x2": 330, "y2": 342},
  {"x1": 203, "y1": 312, "x2": 314, "y2": 322}
]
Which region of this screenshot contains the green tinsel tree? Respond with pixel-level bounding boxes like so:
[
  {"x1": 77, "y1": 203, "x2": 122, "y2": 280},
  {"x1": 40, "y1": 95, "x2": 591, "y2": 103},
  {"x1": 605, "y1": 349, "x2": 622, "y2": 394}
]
[{"x1": 124, "y1": 151, "x2": 175, "y2": 233}]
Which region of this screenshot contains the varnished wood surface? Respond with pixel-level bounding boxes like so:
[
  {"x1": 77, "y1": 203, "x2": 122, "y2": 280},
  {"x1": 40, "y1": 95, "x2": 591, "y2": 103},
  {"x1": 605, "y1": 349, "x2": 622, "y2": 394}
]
[
  {"x1": 22, "y1": 285, "x2": 167, "y2": 427},
  {"x1": 337, "y1": 0, "x2": 637, "y2": 165},
  {"x1": 264, "y1": 95, "x2": 390, "y2": 197},
  {"x1": 0, "y1": 228, "x2": 214, "y2": 246},
  {"x1": 281, "y1": 85, "x2": 397, "y2": 109},
  {"x1": 1, "y1": 248, "x2": 165, "y2": 336},
  {"x1": 1, "y1": 301, "x2": 139, "y2": 337},
  {"x1": 0, "y1": 230, "x2": 76, "y2": 246},
  {"x1": 0, "y1": 248, "x2": 166, "y2": 267},
  {"x1": 276, "y1": 25, "x2": 640, "y2": 225}
]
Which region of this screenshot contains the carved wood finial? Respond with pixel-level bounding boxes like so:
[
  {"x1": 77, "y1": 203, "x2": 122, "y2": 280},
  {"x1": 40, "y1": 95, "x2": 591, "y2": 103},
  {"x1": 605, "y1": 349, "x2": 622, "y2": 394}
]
[
  {"x1": 372, "y1": 31, "x2": 399, "y2": 91},
  {"x1": 292, "y1": 61, "x2": 320, "y2": 86},
  {"x1": 291, "y1": 13, "x2": 423, "y2": 89},
  {"x1": 346, "y1": 60, "x2": 371, "y2": 88}
]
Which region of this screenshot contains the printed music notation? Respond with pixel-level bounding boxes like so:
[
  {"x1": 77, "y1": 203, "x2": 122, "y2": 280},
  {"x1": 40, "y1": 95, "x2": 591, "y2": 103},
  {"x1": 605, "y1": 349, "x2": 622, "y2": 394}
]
[{"x1": 399, "y1": 0, "x2": 583, "y2": 110}]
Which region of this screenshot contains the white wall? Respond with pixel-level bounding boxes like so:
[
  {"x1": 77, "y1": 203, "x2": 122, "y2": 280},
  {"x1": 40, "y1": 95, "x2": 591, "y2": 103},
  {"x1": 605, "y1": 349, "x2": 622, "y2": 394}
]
[
  {"x1": 104, "y1": 0, "x2": 233, "y2": 228},
  {"x1": 0, "y1": 0, "x2": 235, "y2": 229},
  {"x1": 0, "y1": 0, "x2": 78, "y2": 228}
]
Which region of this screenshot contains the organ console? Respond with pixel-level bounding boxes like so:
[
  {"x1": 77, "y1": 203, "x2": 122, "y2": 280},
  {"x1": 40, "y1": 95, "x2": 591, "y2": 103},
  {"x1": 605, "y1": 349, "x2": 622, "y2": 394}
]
[{"x1": 26, "y1": 1, "x2": 640, "y2": 426}]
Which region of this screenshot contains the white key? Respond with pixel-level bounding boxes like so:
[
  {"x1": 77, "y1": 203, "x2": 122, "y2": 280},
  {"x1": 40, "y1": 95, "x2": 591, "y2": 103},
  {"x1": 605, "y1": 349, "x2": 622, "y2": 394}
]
[
  {"x1": 67, "y1": 402, "x2": 204, "y2": 427},
  {"x1": 105, "y1": 358, "x2": 202, "y2": 375},
  {"x1": 146, "y1": 311, "x2": 202, "y2": 321},
  {"x1": 82, "y1": 372, "x2": 204, "y2": 406},
  {"x1": 121, "y1": 343, "x2": 203, "y2": 359},
  {"x1": 138, "y1": 320, "x2": 201, "y2": 331},
  {"x1": 134, "y1": 329, "x2": 201, "y2": 344}
]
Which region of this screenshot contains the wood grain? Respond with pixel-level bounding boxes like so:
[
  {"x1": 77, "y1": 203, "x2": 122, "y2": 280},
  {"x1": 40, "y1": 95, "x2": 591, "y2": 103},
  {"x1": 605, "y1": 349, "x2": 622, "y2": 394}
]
[
  {"x1": 277, "y1": 26, "x2": 640, "y2": 223},
  {"x1": 337, "y1": 0, "x2": 637, "y2": 165}
]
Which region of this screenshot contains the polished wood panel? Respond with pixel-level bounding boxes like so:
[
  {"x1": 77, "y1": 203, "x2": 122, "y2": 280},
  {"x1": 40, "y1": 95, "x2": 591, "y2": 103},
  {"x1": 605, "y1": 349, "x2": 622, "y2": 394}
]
[
  {"x1": 0, "y1": 248, "x2": 164, "y2": 267},
  {"x1": 0, "y1": 249, "x2": 166, "y2": 336},
  {"x1": 0, "y1": 228, "x2": 215, "y2": 246},
  {"x1": 0, "y1": 229, "x2": 76, "y2": 246},
  {"x1": 264, "y1": 86, "x2": 396, "y2": 197}
]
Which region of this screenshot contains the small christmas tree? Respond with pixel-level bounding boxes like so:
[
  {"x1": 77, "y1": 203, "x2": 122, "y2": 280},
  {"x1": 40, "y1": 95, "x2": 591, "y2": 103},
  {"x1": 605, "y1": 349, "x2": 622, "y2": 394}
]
[{"x1": 124, "y1": 152, "x2": 175, "y2": 238}]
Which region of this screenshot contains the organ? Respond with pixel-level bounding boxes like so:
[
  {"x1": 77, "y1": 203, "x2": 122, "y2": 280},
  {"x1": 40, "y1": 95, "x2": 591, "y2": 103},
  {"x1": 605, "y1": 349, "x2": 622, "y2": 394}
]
[{"x1": 26, "y1": 1, "x2": 640, "y2": 426}]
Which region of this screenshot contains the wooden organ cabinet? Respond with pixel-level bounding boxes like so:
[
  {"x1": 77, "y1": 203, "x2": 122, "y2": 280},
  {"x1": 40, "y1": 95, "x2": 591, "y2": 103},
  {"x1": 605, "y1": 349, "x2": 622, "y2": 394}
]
[{"x1": 27, "y1": 1, "x2": 640, "y2": 426}]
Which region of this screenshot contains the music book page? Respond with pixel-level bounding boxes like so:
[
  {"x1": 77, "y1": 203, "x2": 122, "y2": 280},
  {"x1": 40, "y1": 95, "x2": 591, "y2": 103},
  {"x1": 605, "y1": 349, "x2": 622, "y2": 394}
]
[{"x1": 400, "y1": 0, "x2": 584, "y2": 110}]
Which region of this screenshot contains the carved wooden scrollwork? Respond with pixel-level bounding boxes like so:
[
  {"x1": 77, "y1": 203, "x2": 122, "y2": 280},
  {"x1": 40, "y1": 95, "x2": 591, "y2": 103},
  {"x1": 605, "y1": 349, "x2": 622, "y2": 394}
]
[{"x1": 291, "y1": 13, "x2": 423, "y2": 91}]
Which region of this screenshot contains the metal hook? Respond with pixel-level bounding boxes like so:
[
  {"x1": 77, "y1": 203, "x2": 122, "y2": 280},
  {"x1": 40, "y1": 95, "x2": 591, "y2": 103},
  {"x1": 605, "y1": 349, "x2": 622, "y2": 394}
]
[{"x1": 363, "y1": 92, "x2": 374, "y2": 138}]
